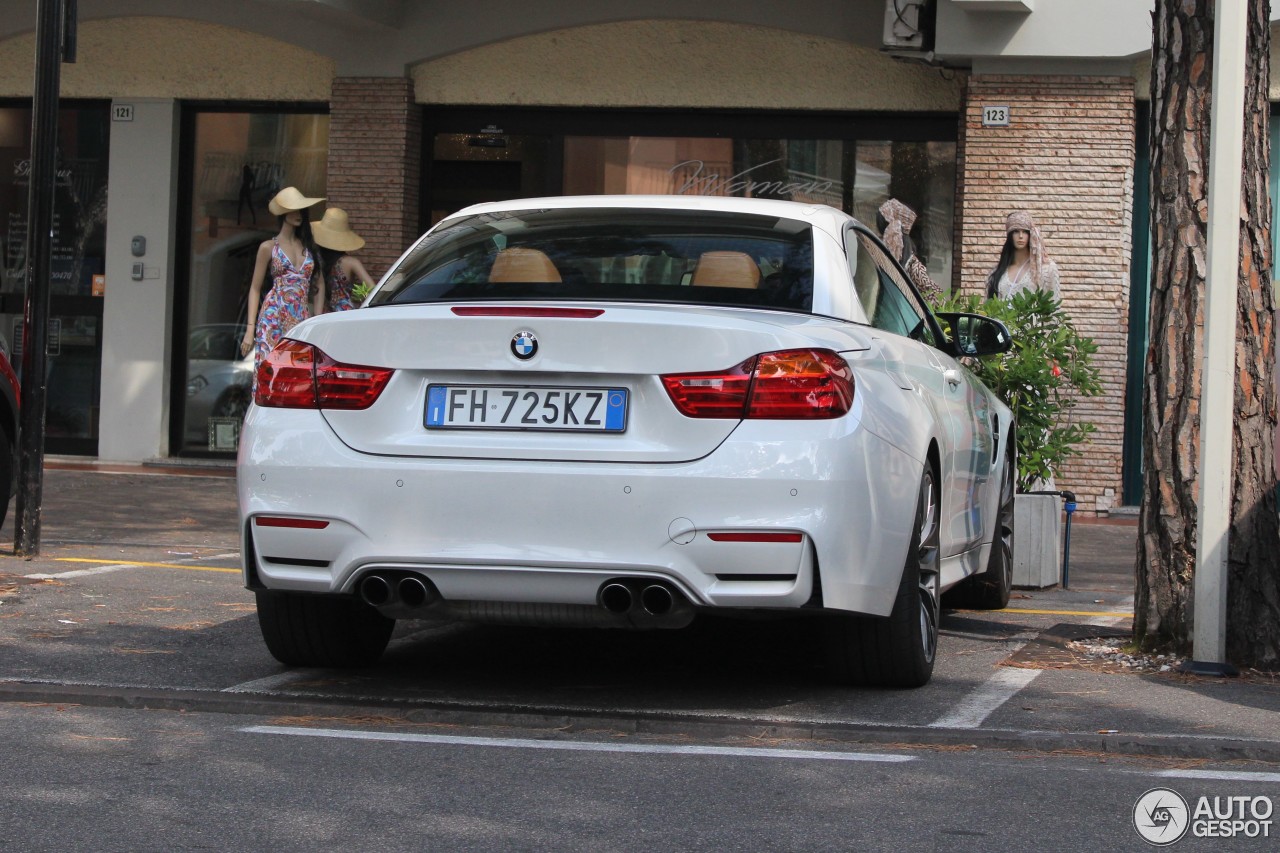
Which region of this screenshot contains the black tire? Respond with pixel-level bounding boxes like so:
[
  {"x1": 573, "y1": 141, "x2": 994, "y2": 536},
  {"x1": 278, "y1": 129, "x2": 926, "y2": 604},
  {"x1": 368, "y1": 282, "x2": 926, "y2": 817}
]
[
  {"x1": 947, "y1": 451, "x2": 1015, "y2": 610},
  {"x1": 825, "y1": 466, "x2": 940, "y2": 688},
  {"x1": 255, "y1": 590, "x2": 394, "y2": 668}
]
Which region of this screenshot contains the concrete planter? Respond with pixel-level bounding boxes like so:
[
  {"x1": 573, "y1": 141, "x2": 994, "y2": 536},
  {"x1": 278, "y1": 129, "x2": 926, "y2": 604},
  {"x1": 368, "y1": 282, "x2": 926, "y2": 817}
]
[{"x1": 1013, "y1": 493, "x2": 1062, "y2": 588}]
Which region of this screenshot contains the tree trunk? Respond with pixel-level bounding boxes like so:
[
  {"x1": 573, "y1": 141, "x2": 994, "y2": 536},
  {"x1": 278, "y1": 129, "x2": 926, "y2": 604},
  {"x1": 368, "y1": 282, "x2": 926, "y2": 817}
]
[{"x1": 1138, "y1": 0, "x2": 1280, "y2": 669}]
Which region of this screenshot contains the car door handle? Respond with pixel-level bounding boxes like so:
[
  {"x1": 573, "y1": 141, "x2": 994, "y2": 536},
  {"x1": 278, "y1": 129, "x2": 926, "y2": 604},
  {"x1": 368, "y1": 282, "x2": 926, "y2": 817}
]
[{"x1": 943, "y1": 369, "x2": 962, "y2": 388}]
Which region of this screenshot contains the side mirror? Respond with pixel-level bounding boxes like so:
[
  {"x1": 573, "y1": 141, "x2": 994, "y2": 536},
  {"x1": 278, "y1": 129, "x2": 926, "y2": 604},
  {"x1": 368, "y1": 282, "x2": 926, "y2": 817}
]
[{"x1": 935, "y1": 312, "x2": 1013, "y2": 357}]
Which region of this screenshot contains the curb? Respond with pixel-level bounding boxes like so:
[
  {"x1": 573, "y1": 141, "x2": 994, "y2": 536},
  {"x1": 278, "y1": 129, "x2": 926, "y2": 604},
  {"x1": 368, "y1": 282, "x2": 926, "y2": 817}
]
[{"x1": 2, "y1": 679, "x2": 1277, "y2": 763}]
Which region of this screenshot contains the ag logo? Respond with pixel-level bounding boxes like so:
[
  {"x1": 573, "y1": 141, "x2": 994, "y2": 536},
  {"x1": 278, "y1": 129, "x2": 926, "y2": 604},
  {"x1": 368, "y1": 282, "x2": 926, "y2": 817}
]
[
  {"x1": 1134, "y1": 787, "x2": 1190, "y2": 846},
  {"x1": 511, "y1": 331, "x2": 538, "y2": 360}
]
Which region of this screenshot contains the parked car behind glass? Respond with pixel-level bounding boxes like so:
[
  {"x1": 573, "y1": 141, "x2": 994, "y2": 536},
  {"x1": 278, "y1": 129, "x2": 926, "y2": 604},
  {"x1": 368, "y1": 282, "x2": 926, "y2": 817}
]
[{"x1": 185, "y1": 324, "x2": 253, "y2": 448}]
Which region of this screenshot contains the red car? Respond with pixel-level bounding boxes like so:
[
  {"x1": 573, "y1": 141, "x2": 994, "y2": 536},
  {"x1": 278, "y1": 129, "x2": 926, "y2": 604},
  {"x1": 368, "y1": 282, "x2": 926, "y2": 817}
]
[{"x1": 0, "y1": 345, "x2": 18, "y2": 528}]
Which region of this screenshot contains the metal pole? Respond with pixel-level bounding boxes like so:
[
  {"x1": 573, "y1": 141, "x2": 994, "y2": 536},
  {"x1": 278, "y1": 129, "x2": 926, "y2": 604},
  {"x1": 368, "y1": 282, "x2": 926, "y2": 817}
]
[
  {"x1": 1184, "y1": 0, "x2": 1246, "y2": 676},
  {"x1": 14, "y1": 0, "x2": 67, "y2": 557}
]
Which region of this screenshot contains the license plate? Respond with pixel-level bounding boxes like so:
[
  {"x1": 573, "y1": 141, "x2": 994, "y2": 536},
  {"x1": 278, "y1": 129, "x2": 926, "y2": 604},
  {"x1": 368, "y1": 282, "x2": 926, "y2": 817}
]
[{"x1": 425, "y1": 385, "x2": 628, "y2": 431}]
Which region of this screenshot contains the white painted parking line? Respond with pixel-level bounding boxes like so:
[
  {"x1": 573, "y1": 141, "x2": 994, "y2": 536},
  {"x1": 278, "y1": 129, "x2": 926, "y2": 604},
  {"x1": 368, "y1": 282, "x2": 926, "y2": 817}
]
[
  {"x1": 0, "y1": 675, "x2": 201, "y2": 691},
  {"x1": 929, "y1": 667, "x2": 1041, "y2": 729},
  {"x1": 222, "y1": 670, "x2": 322, "y2": 693},
  {"x1": 25, "y1": 563, "x2": 140, "y2": 580},
  {"x1": 1160, "y1": 769, "x2": 1280, "y2": 783},
  {"x1": 241, "y1": 725, "x2": 916, "y2": 763}
]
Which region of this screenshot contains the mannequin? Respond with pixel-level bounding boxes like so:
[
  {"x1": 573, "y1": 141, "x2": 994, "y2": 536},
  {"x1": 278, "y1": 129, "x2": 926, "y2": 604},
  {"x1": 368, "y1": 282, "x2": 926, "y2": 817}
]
[
  {"x1": 877, "y1": 198, "x2": 942, "y2": 306},
  {"x1": 312, "y1": 206, "x2": 375, "y2": 311},
  {"x1": 240, "y1": 186, "x2": 325, "y2": 369},
  {"x1": 986, "y1": 209, "x2": 1061, "y2": 300}
]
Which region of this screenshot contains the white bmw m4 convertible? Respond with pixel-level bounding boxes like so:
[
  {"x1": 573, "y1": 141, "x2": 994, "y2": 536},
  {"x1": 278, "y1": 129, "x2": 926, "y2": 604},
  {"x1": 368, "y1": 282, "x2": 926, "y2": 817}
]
[{"x1": 238, "y1": 195, "x2": 1015, "y2": 688}]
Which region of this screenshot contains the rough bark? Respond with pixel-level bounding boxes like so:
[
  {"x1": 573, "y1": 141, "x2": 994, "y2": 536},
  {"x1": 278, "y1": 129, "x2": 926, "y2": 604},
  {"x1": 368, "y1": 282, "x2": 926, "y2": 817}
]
[{"x1": 1138, "y1": 0, "x2": 1280, "y2": 669}]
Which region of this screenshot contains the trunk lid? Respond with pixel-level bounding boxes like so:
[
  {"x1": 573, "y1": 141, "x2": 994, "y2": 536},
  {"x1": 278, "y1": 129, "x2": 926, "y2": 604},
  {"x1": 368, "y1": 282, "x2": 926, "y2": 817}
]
[{"x1": 291, "y1": 303, "x2": 870, "y2": 463}]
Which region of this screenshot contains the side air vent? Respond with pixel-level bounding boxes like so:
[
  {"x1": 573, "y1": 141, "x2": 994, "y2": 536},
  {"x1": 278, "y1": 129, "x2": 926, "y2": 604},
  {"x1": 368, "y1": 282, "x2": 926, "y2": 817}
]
[
  {"x1": 714, "y1": 574, "x2": 798, "y2": 583},
  {"x1": 263, "y1": 556, "x2": 331, "y2": 568}
]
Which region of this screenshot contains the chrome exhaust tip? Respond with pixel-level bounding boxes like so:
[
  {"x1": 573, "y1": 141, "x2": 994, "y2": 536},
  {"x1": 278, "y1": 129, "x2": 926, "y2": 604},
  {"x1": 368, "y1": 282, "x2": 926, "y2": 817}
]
[
  {"x1": 358, "y1": 574, "x2": 393, "y2": 607},
  {"x1": 397, "y1": 575, "x2": 438, "y2": 609},
  {"x1": 599, "y1": 582, "x2": 633, "y2": 614},
  {"x1": 640, "y1": 584, "x2": 674, "y2": 616}
]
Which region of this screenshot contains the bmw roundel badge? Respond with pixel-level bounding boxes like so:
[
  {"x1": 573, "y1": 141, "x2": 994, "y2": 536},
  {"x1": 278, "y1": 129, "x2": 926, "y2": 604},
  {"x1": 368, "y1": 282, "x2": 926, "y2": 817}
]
[{"x1": 511, "y1": 331, "x2": 538, "y2": 360}]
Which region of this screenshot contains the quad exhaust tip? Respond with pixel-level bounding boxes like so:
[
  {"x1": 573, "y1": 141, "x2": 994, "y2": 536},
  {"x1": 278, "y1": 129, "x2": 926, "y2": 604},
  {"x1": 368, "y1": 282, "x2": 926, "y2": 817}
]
[
  {"x1": 640, "y1": 584, "x2": 674, "y2": 616},
  {"x1": 598, "y1": 579, "x2": 687, "y2": 619},
  {"x1": 599, "y1": 582, "x2": 633, "y2": 614},
  {"x1": 358, "y1": 572, "x2": 440, "y2": 610},
  {"x1": 398, "y1": 575, "x2": 438, "y2": 608}
]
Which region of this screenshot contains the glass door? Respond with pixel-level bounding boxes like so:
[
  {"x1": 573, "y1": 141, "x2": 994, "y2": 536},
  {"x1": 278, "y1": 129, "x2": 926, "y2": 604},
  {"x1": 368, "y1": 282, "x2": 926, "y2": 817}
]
[
  {"x1": 0, "y1": 102, "x2": 110, "y2": 456},
  {"x1": 426, "y1": 131, "x2": 551, "y2": 228},
  {"x1": 173, "y1": 107, "x2": 329, "y2": 456}
]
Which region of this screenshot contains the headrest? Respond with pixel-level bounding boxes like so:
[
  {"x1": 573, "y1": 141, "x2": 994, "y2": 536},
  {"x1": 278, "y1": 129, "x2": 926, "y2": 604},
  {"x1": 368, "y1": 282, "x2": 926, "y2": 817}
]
[
  {"x1": 489, "y1": 247, "x2": 562, "y2": 283},
  {"x1": 691, "y1": 251, "x2": 761, "y2": 289}
]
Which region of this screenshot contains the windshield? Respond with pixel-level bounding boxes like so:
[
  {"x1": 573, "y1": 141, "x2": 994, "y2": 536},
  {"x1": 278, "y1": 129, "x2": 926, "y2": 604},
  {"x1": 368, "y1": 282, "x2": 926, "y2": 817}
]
[{"x1": 372, "y1": 208, "x2": 815, "y2": 312}]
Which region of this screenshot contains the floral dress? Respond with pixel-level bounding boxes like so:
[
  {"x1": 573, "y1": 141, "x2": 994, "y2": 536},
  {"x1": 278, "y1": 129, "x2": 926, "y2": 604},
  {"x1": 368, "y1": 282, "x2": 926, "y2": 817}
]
[
  {"x1": 326, "y1": 260, "x2": 355, "y2": 312},
  {"x1": 254, "y1": 238, "x2": 315, "y2": 369}
]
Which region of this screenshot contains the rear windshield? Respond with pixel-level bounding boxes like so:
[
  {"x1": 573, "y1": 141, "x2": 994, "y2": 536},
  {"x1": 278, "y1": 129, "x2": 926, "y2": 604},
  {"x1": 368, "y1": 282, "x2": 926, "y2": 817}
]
[{"x1": 372, "y1": 208, "x2": 815, "y2": 312}]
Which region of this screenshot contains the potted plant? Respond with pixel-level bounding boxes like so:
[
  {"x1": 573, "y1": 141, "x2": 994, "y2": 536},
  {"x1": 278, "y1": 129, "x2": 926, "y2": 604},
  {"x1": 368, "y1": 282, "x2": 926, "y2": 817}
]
[{"x1": 939, "y1": 289, "x2": 1103, "y2": 586}]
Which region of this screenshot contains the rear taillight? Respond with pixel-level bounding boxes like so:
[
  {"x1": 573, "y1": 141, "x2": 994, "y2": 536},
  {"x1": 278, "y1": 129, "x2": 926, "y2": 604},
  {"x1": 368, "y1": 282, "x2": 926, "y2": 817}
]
[
  {"x1": 661, "y1": 348, "x2": 853, "y2": 419},
  {"x1": 255, "y1": 340, "x2": 393, "y2": 410},
  {"x1": 747, "y1": 350, "x2": 854, "y2": 418},
  {"x1": 659, "y1": 357, "x2": 755, "y2": 419}
]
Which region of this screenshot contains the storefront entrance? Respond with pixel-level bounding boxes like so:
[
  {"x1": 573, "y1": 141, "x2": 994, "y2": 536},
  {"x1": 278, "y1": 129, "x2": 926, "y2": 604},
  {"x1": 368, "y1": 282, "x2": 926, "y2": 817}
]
[
  {"x1": 0, "y1": 101, "x2": 110, "y2": 456},
  {"x1": 423, "y1": 108, "x2": 958, "y2": 288},
  {"x1": 172, "y1": 105, "x2": 329, "y2": 457}
]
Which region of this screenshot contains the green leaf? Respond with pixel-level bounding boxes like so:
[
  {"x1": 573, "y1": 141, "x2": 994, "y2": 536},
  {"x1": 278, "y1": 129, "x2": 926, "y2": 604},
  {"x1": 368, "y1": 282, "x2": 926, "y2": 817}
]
[{"x1": 935, "y1": 290, "x2": 1102, "y2": 491}]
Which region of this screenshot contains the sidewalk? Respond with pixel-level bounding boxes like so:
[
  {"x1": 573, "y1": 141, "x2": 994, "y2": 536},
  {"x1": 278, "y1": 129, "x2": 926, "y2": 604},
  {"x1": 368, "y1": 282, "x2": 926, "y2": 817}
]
[{"x1": 0, "y1": 461, "x2": 1277, "y2": 763}]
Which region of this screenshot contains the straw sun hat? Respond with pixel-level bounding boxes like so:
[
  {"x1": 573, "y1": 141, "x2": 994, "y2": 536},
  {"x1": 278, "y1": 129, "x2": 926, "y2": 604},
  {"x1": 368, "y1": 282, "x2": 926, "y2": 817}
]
[
  {"x1": 267, "y1": 186, "x2": 325, "y2": 216},
  {"x1": 311, "y1": 206, "x2": 366, "y2": 252}
]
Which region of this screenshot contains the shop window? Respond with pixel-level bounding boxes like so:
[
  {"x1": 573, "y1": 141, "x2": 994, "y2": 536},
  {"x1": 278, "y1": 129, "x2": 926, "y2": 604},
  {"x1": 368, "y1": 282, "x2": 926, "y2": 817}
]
[
  {"x1": 424, "y1": 112, "x2": 957, "y2": 300},
  {"x1": 854, "y1": 141, "x2": 956, "y2": 294},
  {"x1": 564, "y1": 136, "x2": 844, "y2": 208},
  {"x1": 178, "y1": 110, "x2": 329, "y2": 455},
  {"x1": 0, "y1": 103, "x2": 110, "y2": 454}
]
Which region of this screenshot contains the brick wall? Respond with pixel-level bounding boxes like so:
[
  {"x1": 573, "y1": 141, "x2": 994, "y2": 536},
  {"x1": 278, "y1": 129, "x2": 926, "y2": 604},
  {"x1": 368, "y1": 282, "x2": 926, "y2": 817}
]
[
  {"x1": 326, "y1": 77, "x2": 422, "y2": 279},
  {"x1": 957, "y1": 76, "x2": 1136, "y2": 515}
]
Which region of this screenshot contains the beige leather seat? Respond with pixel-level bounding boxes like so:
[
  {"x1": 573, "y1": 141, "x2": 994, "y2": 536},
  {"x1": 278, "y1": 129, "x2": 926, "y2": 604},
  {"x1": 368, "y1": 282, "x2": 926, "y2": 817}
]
[
  {"x1": 690, "y1": 251, "x2": 761, "y2": 289},
  {"x1": 489, "y1": 247, "x2": 562, "y2": 283}
]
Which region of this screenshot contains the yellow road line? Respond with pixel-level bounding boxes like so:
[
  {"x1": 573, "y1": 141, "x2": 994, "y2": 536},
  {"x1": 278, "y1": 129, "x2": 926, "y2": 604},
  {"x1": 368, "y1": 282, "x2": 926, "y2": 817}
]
[
  {"x1": 999, "y1": 607, "x2": 1132, "y2": 617},
  {"x1": 54, "y1": 558, "x2": 240, "y2": 574}
]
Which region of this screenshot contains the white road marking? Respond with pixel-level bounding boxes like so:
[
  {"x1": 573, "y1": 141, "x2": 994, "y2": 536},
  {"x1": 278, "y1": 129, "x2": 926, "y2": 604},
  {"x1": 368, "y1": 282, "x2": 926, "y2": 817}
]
[
  {"x1": 241, "y1": 725, "x2": 916, "y2": 763},
  {"x1": 0, "y1": 676, "x2": 200, "y2": 690},
  {"x1": 222, "y1": 670, "x2": 321, "y2": 693},
  {"x1": 1160, "y1": 769, "x2": 1280, "y2": 783},
  {"x1": 25, "y1": 563, "x2": 139, "y2": 580},
  {"x1": 929, "y1": 666, "x2": 1041, "y2": 729}
]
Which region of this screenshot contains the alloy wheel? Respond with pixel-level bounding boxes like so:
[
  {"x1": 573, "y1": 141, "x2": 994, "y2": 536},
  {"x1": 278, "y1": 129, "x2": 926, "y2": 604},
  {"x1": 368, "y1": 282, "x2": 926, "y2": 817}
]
[
  {"x1": 996, "y1": 458, "x2": 1015, "y2": 592},
  {"x1": 917, "y1": 470, "x2": 940, "y2": 664}
]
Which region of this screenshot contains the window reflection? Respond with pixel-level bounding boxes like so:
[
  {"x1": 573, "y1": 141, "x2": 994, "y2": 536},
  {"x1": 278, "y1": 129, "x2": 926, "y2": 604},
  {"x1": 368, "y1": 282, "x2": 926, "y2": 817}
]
[
  {"x1": 559, "y1": 136, "x2": 955, "y2": 293},
  {"x1": 181, "y1": 111, "x2": 329, "y2": 454},
  {"x1": 855, "y1": 141, "x2": 956, "y2": 294},
  {"x1": 564, "y1": 137, "x2": 845, "y2": 206}
]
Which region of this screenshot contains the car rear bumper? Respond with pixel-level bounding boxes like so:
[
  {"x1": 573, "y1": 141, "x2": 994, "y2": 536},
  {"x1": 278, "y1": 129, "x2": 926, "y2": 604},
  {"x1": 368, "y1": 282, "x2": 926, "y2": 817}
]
[{"x1": 237, "y1": 407, "x2": 921, "y2": 617}]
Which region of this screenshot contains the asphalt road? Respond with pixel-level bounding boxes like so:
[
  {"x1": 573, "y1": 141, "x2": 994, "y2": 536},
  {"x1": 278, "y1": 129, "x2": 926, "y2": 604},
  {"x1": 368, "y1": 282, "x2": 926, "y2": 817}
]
[
  {"x1": 1, "y1": 522, "x2": 1130, "y2": 733},
  {"x1": 1, "y1": 467, "x2": 1278, "y2": 852},
  {"x1": 0, "y1": 701, "x2": 1275, "y2": 852}
]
